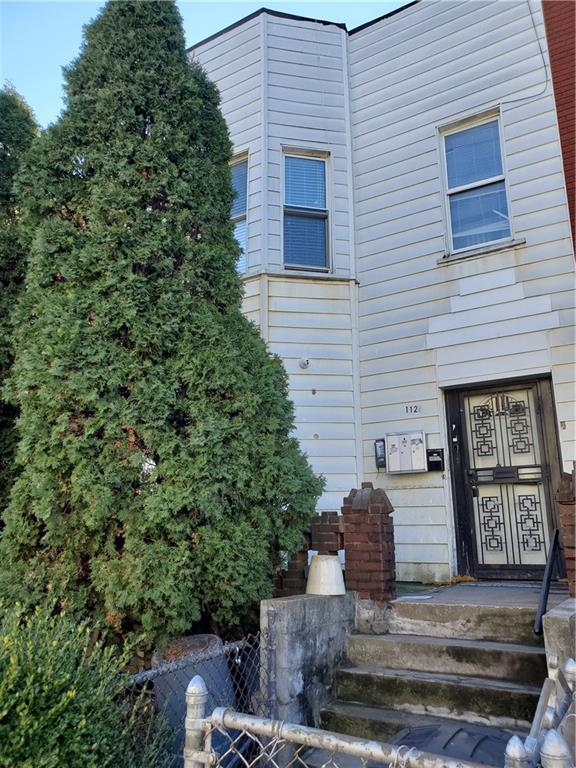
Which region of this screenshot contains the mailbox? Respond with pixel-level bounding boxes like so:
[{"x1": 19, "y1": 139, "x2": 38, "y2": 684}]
[
  {"x1": 426, "y1": 448, "x2": 445, "y2": 472},
  {"x1": 385, "y1": 432, "x2": 426, "y2": 473},
  {"x1": 374, "y1": 438, "x2": 387, "y2": 469}
]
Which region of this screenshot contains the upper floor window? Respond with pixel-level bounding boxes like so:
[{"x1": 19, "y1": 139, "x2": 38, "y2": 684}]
[
  {"x1": 284, "y1": 155, "x2": 328, "y2": 270},
  {"x1": 443, "y1": 118, "x2": 511, "y2": 252},
  {"x1": 231, "y1": 158, "x2": 248, "y2": 272}
]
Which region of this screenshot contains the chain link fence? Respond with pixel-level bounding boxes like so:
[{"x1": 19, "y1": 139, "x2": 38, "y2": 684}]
[
  {"x1": 204, "y1": 717, "x2": 389, "y2": 768},
  {"x1": 128, "y1": 631, "x2": 270, "y2": 766},
  {"x1": 181, "y1": 654, "x2": 576, "y2": 768},
  {"x1": 189, "y1": 705, "x2": 497, "y2": 768}
]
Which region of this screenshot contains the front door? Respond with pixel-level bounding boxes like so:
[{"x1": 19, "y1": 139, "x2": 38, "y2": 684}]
[{"x1": 447, "y1": 379, "x2": 561, "y2": 579}]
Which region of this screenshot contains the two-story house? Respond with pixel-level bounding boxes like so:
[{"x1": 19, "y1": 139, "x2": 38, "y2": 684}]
[{"x1": 190, "y1": 0, "x2": 575, "y2": 584}]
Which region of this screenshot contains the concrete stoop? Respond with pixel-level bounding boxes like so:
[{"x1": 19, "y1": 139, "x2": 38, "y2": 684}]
[
  {"x1": 334, "y1": 665, "x2": 539, "y2": 725},
  {"x1": 388, "y1": 600, "x2": 542, "y2": 645},
  {"x1": 345, "y1": 634, "x2": 547, "y2": 685},
  {"x1": 320, "y1": 589, "x2": 551, "y2": 744}
]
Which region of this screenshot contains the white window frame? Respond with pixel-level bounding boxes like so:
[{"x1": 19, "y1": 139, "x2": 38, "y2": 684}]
[
  {"x1": 230, "y1": 154, "x2": 248, "y2": 272},
  {"x1": 440, "y1": 112, "x2": 513, "y2": 256},
  {"x1": 282, "y1": 150, "x2": 330, "y2": 273}
]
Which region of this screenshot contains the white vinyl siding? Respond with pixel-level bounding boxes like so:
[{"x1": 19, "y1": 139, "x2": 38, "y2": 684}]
[
  {"x1": 189, "y1": 17, "x2": 262, "y2": 273},
  {"x1": 193, "y1": 15, "x2": 358, "y2": 513},
  {"x1": 266, "y1": 277, "x2": 358, "y2": 512},
  {"x1": 192, "y1": 1, "x2": 575, "y2": 581},
  {"x1": 350, "y1": 0, "x2": 575, "y2": 581},
  {"x1": 265, "y1": 16, "x2": 353, "y2": 277}
]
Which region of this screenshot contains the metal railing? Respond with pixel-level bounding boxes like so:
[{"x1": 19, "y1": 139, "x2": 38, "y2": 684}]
[
  {"x1": 534, "y1": 528, "x2": 561, "y2": 637},
  {"x1": 182, "y1": 655, "x2": 576, "y2": 768},
  {"x1": 504, "y1": 655, "x2": 575, "y2": 768},
  {"x1": 183, "y1": 681, "x2": 496, "y2": 768}
]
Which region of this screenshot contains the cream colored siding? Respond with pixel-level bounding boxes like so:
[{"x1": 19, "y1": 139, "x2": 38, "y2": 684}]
[
  {"x1": 241, "y1": 276, "x2": 261, "y2": 326},
  {"x1": 350, "y1": 0, "x2": 575, "y2": 580},
  {"x1": 190, "y1": 18, "x2": 263, "y2": 273},
  {"x1": 192, "y1": 1, "x2": 574, "y2": 580},
  {"x1": 264, "y1": 17, "x2": 353, "y2": 276},
  {"x1": 266, "y1": 277, "x2": 357, "y2": 512},
  {"x1": 194, "y1": 17, "x2": 359, "y2": 514}
]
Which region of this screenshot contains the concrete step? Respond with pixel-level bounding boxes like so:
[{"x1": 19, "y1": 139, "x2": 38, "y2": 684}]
[
  {"x1": 389, "y1": 599, "x2": 542, "y2": 645},
  {"x1": 335, "y1": 665, "x2": 540, "y2": 728},
  {"x1": 322, "y1": 700, "x2": 433, "y2": 742},
  {"x1": 347, "y1": 633, "x2": 547, "y2": 685},
  {"x1": 321, "y1": 700, "x2": 509, "y2": 743}
]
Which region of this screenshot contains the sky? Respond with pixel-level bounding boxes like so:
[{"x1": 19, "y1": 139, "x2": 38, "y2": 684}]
[{"x1": 1, "y1": 0, "x2": 407, "y2": 128}]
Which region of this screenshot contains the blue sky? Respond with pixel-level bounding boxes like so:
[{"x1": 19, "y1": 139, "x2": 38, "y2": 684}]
[{"x1": 1, "y1": 0, "x2": 406, "y2": 128}]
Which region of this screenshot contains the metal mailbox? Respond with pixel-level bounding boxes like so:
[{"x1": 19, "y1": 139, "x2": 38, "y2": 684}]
[{"x1": 385, "y1": 431, "x2": 426, "y2": 473}]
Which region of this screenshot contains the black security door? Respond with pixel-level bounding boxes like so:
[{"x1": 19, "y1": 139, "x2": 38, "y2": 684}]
[{"x1": 447, "y1": 379, "x2": 561, "y2": 579}]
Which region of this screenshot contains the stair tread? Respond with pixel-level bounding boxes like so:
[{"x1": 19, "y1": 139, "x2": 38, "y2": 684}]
[
  {"x1": 324, "y1": 700, "x2": 513, "y2": 730},
  {"x1": 349, "y1": 633, "x2": 546, "y2": 655},
  {"x1": 338, "y1": 665, "x2": 541, "y2": 694}
]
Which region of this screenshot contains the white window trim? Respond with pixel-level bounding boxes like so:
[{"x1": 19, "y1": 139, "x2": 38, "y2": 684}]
[
  {"x1": 439, "y1": 111, "x2": 514, "y2": 257},
  {"x1": 282, "y1": 149, "x2": 331, "y2": 273},
  {"x1": 230, "y1": 153, "x2": 248, "y2": 273}
]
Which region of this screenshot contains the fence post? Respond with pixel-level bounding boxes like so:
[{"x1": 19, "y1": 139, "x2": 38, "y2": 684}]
[
  {"x1": 184, "y1": 674, "x2": 208, "y2": 768},
  {"x1": 504, "y1": 735, "x2": 530, "y2": 768},
  {"x1": 266, "y1": 605, "x2": 277, "y2": 720},
  {"x1": 564, "y1": 657, "x2": 576, "y2": 691},
  {"x1": 540, "y1": 729, "x2": 573, "y2": 768}
]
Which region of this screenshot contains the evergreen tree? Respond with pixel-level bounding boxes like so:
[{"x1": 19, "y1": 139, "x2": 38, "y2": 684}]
[
  {"x1": 0, "y1": 86, "x2": 37, "y2": 516},
  {"x1": 1, "y1": 1, "x2": 323, "y2": 646}
]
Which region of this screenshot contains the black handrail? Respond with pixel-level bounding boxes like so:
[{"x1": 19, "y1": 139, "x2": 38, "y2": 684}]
[{"x1": 534, "y1": 528, "x2": 560, "y2": 637}]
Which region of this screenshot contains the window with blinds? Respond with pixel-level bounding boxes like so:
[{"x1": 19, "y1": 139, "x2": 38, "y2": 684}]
[
  {"x1": 443, "y1": 117, "x2": 511, "y2": 252},
  {"x1": 283, "y1": 156, "x2": 328, "y2": 270},
  {"x1": 231, "y1": 158, "x2": 248, "y2": 272}
]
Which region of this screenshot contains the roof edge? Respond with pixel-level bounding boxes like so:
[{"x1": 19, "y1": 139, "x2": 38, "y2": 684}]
[
  {"x1": 187, "y1": 7, "x2": 347, "y2": 53},
  {"x1": 349, "y1": 0, "x2": 421, "y2": 35}
]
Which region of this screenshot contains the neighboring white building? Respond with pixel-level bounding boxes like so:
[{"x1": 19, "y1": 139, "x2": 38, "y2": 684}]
[{"x1": 190, "y1": 0, "x2": 576, "y2": 583}]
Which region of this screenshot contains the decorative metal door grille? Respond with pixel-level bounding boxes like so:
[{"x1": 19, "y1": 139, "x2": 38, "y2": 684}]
[{"x1": 463, "y1": 387, "x2": 551, "y2": 570}]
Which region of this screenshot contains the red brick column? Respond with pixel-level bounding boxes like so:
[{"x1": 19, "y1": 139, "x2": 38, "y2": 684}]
[
  {"x1": 543, "y1": 0, "x2": 575, "y2": 247},
  {"x1": 310, "y1": 511, "x2": 344, "y2": 555},
  {"x1": 274, "y1": 512, "x2": 345, "y2": 597},
  {"x1": 274, "y1": 548, "x2": 309, "y2": 598},
  {"x1": 557, "y1": 469, "x2": 575, "y2": 597},
  {"x1": 342, "y1": 482, "x2": 396, "y2": 603}
]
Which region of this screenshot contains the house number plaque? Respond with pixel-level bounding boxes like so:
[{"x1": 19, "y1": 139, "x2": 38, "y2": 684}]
[{"x1": 405, "y1": 404, "x2": 421, "y2": 414}]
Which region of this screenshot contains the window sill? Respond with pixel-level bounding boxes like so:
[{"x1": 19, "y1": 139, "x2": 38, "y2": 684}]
[
  {"x1": 239, "y1": 269, "x2": 358, "y2": 284},
  {"x1": 437, "y1": 238, "x2": 526, "y2": 265}
]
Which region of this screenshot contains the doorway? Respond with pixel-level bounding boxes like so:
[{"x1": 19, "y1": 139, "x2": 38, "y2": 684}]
[{"x1": 446, "y1": 378, "x2": 562, "y2": 579}]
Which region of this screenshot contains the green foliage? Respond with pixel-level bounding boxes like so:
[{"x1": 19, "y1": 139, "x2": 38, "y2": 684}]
[
  {"x1": 0, "y1": 1, "x2": 323, "y2": 647},
  {"x1": 0, "y1": 85, "x2": 37, "y2": 515},
  {"x1": 0, "y1": 602, "x2": 172, "y2": 768}
]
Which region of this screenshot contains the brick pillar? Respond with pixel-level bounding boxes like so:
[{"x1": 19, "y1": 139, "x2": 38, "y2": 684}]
[
  {"x1": 342, "y1": 482, "x2": 396, "y2": 603},
  {"x1": 273, "y1": 513, "x2": 345, "y2": 597},
  {"x1": 274, "y1": 547, "x2": 309, "y2": 598},
  {"x1": 310, "y1": 511, "x2": 344, "y2": 555},
  {"x1": 542, "y1": 0, "x2": 575, "y2": 247},
  {"x1": 557, "y1": 469, "x2": 575, "y2": 598}
]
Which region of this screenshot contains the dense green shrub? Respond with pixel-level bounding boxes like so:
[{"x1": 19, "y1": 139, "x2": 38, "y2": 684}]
[
  {"x1": 0, "y1": 603, "x2": 172, "y2": 768},
  {"x1": 0, "y1": 0, "x2": 323, "y2": 647},
  {"x1": 0, "y1": 86, "x2": 37, "y2": 516}
]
